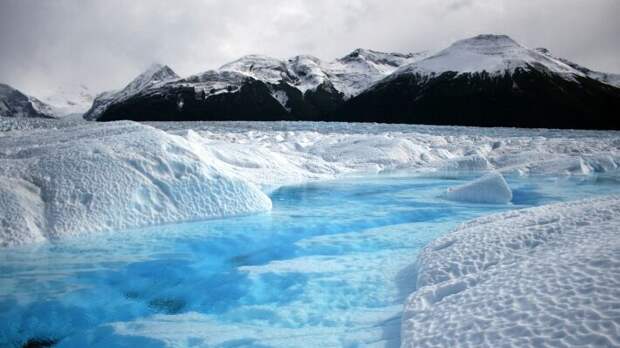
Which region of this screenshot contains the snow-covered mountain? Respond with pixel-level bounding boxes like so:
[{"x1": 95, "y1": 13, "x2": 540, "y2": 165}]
[
  {"x1": 343, "y1": 34, "x2": 620, "y2": 129},
  {"x1": 0, "y1": 83, "x2": 55, "y2": 118},
  {"x1": 84, "y1": 34, "x2": 620, "y2": 129},
  {"x1": 84, "y1": 50, "x2": 426, "y2": 121},
  {"x1": 217, "y1": 49, "x2": 427, "y2": 97},
  {"x1": 37, "y1": 84, "x2": 95, "y2": 117}
]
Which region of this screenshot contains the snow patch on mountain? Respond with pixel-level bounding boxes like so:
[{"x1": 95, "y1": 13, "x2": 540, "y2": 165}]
[
  {"x1": 445, "y1": 172, "x2": 513, "y2": 204},
  {"x1": 328, "y1": 48, "x2": 428, "y2": 97},
  {"x1": 219, "y1": 49, "x2": 425, "y2": 97},
  {"x1": 270, "y1": 90, "x2": 290, "y2": 112}
]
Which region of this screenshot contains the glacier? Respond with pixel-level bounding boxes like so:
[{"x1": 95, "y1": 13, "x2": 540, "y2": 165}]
[
  {"x1": 2, "y1": 117, "x2": 620, "y2": 245},
  {"x1": 1, "y1": 117, "x2": 620, "y2": 347}
]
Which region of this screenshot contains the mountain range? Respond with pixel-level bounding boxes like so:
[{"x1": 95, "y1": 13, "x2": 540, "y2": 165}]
[{"x1": 2, "y1": 34, "x2": 619, "y2": 129}]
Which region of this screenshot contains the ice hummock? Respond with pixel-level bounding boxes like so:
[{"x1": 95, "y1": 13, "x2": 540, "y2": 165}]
[
  {"x1": 0, "y1": 121, "x2": 271, "y2": 246},
  {"x1": 445, "y1": 171, "x2": 513, "y2": 204}
]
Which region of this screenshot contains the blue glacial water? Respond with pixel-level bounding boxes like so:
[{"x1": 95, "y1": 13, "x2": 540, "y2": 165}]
[{"x1": 1, "y1": 173, "x2": 619, "y2": 348}]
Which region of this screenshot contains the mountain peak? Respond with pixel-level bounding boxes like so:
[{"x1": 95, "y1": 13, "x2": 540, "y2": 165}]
[
  {"x1": 447, "y1": 34, "x2": 522, "y2": 55},
  {"x1": 122, "y1": 63, "x2": 179, "y2": 96},
  {"x1": 393, "y1": 34, "x2": 581, "y2": 77}
]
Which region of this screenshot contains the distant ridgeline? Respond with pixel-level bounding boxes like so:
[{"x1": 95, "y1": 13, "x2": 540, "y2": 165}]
[{"x1": 78, "y1": 35, "x2": 617, "y2": 129}]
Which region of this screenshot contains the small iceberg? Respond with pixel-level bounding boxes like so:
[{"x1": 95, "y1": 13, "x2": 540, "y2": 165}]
[{"x1": 445, "y1": 171, "x2": 512, "y2": 204}]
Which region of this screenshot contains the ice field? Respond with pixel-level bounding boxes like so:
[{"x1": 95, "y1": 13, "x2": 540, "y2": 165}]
[{"x1": 1, "y1": 118, "x2": 620, "y2": 347}]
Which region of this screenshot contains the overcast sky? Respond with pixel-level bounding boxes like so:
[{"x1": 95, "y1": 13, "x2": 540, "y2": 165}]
[{"x1": 1, "y1": 0, "x2": 618, "y2": 96}]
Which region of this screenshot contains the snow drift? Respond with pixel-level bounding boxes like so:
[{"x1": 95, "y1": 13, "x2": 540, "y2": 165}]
[
  {"x1": 402, "y1": 195, "x2": 620, "y2": 347},
  {"x1": 445, "y1": 172, "x2": 513, "y2": 204},
  {"x1": 0, "y1": 122, "x2": 271, "y2": 246}
]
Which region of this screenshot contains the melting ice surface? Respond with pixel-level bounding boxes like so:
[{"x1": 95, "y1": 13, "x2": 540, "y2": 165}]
[{"x1": 1, "y1": 173, "x2": 620, "y2": 347}]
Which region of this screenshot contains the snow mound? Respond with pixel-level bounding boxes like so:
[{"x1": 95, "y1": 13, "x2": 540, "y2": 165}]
[
  {"x1": 445, "y1": 172, "x2": 512, "y2": 204},
  {"x1": 0, "y1": 122, "x2": 271, "y2": 246},
  {"x1": 402, "y1": 195, "x2": 620, "y2": 347}
]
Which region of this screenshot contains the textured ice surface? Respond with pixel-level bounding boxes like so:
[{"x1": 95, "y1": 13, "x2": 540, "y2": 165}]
[
  {"x1": 0, "y1": 121, "x2": 271, "y2": 246},
  {"x1": 445, "y1": 172, "x2": 513, "y2": 204},
  {"x1": 403, "y1": 195, "x2": 620, "y2": 347},
  {"x1": 150, "y1": 121, "x2": 620, "y2": 189},
  {"x1": 2, "y1": 118, "x2": 620, "y2": 245}
]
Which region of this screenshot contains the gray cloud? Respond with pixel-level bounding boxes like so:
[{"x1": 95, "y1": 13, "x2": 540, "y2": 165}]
[{"x1": 0, "y1": 0, "x2": 618, "y2": 96}]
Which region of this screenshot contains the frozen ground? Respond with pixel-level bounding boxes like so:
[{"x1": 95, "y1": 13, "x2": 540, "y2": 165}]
[{"x1": 1, "y1": 117, "x2": 620, "y2": 347}]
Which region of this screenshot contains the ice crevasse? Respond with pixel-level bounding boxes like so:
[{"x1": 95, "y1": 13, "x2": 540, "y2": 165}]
[{"x1": 0, "y1": 122, "x2": 272, "y2": 246}]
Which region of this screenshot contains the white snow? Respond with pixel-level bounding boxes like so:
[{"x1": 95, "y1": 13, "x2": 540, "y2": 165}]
[
  {"x1": 536, "y1": 47, "x2": 620, "y2": 88},
  {"x1": 270, "y1": 89, "x2": 290, "y2": 112},
  {"x1": 402, "y1": 195, "x2": 620, "y2": 347},
  {"x1": 393, "y1": 34, "x2": 584, "y2": 78},
  {"x1": 445, "y1": 172, "x2": 513, "y2": 204},
  {"x1": 326, "y1": 49, "x2": 428, "y2": 97},
  {"x1": 0, "y1": 121, "x2": 271, "y2": 246}
]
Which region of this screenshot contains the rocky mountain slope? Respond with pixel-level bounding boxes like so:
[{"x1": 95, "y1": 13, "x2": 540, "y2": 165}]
[{"x1": 0, "y1": 83, "x2": 55, "y2": 118}]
